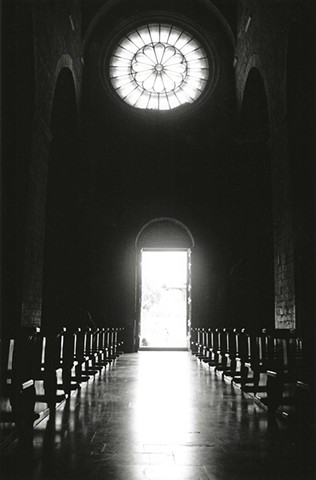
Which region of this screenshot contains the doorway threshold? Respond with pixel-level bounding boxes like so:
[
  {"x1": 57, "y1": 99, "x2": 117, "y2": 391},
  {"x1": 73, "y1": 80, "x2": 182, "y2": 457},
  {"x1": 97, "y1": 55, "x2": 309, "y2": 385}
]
[{"x1": 139, "y1": 347, "x2": 188, "y2": 351}]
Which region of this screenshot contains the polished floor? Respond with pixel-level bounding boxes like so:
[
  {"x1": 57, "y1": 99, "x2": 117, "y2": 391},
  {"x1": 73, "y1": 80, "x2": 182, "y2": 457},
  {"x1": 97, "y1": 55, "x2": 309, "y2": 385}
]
[{"x1": 0, "y1": 352, "x2": 314, "y2": 480}]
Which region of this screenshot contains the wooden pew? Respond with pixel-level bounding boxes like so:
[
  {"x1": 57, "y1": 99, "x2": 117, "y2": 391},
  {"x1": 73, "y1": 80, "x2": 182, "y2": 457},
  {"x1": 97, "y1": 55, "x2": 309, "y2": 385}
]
[
  {"x1": 216, "y1": 328, "x2": 229, "y2": 375},
  {"x1": 83, "y1": 328, "x2": 103, "y2": 373},
  {"x1": 0, "y1": 331, "x2": 38, "y2": 431},
  {"x1": 190, "y1": 327, "x2": 199, "y2": 356},
  {"x1": 195, "y1": 328, "x2": 205, "y2": 359},
  {"x1": 189, "y1": 324, "x2": 314, "y2": 430},
  {"x1": 207, "y1": 328, "x2": 219, "y2": 367},
  {"x1": 201, "y1": 328, "x2": 214, "y2": 365},
  {"x1": 110, "y1": 328, "x2": 119, "y2": 359},
  {"x1": 56, "y1": 327, "x2": 80, "y2": 396},
  {"x1": 232, "y1": 328, "x2": 249, "y2": 386},
  {"x1": 0, "y1": 338, "x2": 17, "y2": 425},
  {"x1": 241, "y1": 330, "x2": 270, "y2": 394},
  {"x1": 73, "y1": 328, "x2": 97, "y2": 381},
  {"x1": 107, "y1": 327, "x2": 120, "y2": 361},
  {"x1": 33, "y1": 330, "x2": 67, "y2": 410},
  {"x1": 207, "y1": 328, "x2": 219, "y2": 368},
  {"x1": 265, "y1": 329, "x2": 301, "y2": 415},
  {"x1": 223, "y1": 328, "x2": 239, "y2": 380},
  {"x1": 117, "y1": 327, "x2": 125, "y2": 355},
  {"x1": 195, "y1": 328, "x2": 209, "y2": 363},
  {"x1": 92, "y1": 328, "x2": 109, "y2": 368}
]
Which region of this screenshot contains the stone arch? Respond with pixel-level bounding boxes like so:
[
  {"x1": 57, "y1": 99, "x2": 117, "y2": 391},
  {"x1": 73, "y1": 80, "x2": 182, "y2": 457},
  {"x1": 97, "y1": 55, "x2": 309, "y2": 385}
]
[
  {"x1": 240, "y1": 67, "x2": 270, "y2": 142},
  {"x1": 42, "y1": 68, "x2": 81, "y2": 334},
  {"x1": 133, "y1": 218, "x2": 194, "y2": 351},
  {"x1": 50, "y1": 54, "x2": 80, "y2": 120},
  {"x1": 136, "y1": 217, "x2": 195, "y2": 249},
  {"x1": 238, "y1": 56, "x2": 275, "y2": 136},
  {"x1": 82, "y1": 0, "x2": 235, "y2": 53},
  {"x1": 230, "y1": 67, "x2": 274, "y2": 331}
]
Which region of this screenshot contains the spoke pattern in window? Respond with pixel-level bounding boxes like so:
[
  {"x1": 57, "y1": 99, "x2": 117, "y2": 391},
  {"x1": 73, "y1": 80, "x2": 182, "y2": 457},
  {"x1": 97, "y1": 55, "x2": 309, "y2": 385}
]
[{"x1": 109, "y1": 23, "x2": 209, "y2": 110}]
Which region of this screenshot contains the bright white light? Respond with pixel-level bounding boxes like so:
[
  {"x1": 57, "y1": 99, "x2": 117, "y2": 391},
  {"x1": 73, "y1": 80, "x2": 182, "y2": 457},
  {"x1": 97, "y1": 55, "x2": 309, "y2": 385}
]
[
  {"x1": 109, "y1": 23, "x2": 209, "y2": 110},
  {"x1": 132, "y1": 352, "x2": 193, "y2": 445},
  {"x1": 142, "y1": 251, "x2": 187, "y2": 287},
  {"x1": 140, "y1": 251, "x2": 188, "y2": 348}
]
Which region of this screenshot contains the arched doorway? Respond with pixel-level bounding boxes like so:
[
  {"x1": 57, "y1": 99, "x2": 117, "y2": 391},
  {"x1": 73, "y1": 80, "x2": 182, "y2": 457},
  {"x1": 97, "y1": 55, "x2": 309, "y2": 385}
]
[
  {"x1": 231, "y1": 67, "x2": 274, "y2": 331},
  {"x1": 135, "y1": 218, "x2": 194, "y2": 351},
  {"x1": 42, "y1": 68, "x2": 81, "y2": 334}
]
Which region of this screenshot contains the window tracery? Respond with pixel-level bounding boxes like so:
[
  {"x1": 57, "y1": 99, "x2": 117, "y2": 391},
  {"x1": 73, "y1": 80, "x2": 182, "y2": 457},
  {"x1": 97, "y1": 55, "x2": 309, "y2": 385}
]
[{"x1": 109, "y1": 23, "x2": 209, "y2": 110}]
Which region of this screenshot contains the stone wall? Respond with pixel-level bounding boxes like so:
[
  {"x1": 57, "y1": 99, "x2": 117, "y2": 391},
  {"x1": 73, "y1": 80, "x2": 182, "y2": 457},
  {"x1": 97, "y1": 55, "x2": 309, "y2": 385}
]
[
  {"x1": 19, "y1": 0, "x2": 82, "y2": 327},
  {"x1": 235, "y1": 0, "x2": 296, "y2": 329}
]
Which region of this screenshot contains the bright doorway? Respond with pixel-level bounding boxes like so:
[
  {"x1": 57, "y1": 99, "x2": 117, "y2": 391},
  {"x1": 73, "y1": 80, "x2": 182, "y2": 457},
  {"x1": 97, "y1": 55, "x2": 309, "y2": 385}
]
[{"x1": 140, "y1": 250, "x2": 189, "y2": 349}]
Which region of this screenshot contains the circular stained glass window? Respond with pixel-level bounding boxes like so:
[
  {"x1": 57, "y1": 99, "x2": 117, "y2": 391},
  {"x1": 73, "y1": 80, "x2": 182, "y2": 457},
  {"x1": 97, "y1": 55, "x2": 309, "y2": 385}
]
[{"x1": 108, "y1": 23, "x2": 209, "y2": 110}]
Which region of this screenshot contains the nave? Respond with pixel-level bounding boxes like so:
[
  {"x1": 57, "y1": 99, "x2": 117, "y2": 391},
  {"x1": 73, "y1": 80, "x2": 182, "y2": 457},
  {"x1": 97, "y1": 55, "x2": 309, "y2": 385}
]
[{"x1": 0, "y1": 352, "x2": 313, "y2": 480}]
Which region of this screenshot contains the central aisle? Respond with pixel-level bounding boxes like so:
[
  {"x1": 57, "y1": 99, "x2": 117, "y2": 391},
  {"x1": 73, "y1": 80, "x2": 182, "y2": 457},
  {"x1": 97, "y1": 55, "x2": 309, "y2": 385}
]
[{"x1": 1, "y1": 352, "x2": 309, "y2": 479}]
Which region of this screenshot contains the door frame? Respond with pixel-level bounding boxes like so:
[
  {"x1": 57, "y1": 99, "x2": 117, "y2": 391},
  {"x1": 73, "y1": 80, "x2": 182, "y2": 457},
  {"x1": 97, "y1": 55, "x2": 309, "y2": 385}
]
[{"x1": 135, "y1": 247, "x2": 192, "y2": 351}]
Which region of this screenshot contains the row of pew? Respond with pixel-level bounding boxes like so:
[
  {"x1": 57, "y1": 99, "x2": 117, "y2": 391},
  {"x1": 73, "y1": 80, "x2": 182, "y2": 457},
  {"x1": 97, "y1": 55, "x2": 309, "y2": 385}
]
[
  {"x1": 0, "y1": 326, "x2": 124, "y2": 434},
  {"x1": 190, "y1": 327, "x2": 315, "y2": 426}
]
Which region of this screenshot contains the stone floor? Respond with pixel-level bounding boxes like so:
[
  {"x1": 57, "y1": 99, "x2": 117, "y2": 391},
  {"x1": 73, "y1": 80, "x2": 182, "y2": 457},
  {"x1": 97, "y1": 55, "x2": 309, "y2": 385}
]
[{"x1": 0, "y1": 351, "x2": 315, "y2": 479}]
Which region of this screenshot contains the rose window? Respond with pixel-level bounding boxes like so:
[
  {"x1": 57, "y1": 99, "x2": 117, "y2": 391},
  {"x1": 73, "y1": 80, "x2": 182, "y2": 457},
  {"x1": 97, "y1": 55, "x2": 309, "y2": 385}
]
[{"x1": 109, "y1": 23, "x2": 209, "y2": 110}]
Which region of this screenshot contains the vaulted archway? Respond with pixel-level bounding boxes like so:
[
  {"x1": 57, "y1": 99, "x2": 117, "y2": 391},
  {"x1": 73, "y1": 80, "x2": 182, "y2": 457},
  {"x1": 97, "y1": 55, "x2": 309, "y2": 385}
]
[
  {"x1": 42, "y1": 68, "x2": 81, "y2": 334},
  {"x1": 229, "y1": 67, "x2": 274, "y2": 331},
  {"x1": 135, "y1": 218, "x2": 194, "y2": 351}
]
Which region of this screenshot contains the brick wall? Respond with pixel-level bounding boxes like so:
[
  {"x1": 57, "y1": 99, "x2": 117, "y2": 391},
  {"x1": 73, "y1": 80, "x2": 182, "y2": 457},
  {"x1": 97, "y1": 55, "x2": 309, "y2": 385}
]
[
  {"x1": 20, "y1": 0, "x2": 82, "y2": 328},
  {"x1": 235, "y1": 0, "x2": 296, "y2": 329}
]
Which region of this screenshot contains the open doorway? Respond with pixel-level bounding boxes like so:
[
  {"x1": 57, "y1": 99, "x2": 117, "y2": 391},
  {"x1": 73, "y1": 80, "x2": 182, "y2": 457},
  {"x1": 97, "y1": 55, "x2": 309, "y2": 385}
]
[{"x1": 140, "y1": 250, "x2": 189, "y2": 349}]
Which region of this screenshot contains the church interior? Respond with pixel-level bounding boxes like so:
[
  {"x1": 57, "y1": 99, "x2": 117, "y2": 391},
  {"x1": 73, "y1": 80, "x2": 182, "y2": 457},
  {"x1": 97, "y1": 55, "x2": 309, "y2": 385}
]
[{"x1": 0, "y1": 0, "x2": 315, "y2": 479}]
